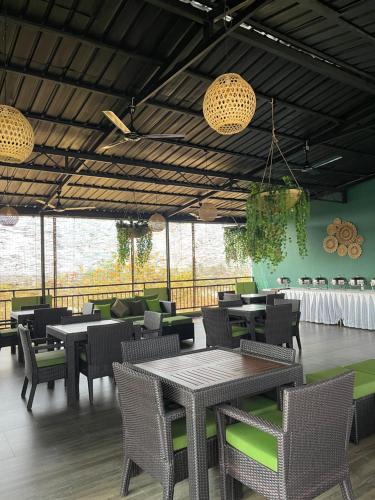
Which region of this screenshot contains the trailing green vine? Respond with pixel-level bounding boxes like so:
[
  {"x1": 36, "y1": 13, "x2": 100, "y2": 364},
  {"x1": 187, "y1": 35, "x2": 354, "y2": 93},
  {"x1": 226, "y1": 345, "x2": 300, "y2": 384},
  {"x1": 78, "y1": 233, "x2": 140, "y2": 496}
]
[
  {"x1": 116, "y1": 221, "x2": 131, "y2": 265},
  {"x1": 245, "y1": 178, "x2": 310, "y2": 269},
  {"x1": 224, "y1": 226, "x2": 249, "y2": 264},
  {"x1": 136, "y1": 229, "x2": 152, "y2": 267}
]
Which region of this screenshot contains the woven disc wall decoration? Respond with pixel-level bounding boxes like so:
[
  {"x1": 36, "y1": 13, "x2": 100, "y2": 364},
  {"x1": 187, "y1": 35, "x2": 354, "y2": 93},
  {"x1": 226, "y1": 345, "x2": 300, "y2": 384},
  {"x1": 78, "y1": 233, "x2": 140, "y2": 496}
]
[
  {"x1": 324, "y1": 218, "x2": 363, "y2": 258},
  {"x1": 323, "y1": 236, "x2": 338, "y2": 253}
]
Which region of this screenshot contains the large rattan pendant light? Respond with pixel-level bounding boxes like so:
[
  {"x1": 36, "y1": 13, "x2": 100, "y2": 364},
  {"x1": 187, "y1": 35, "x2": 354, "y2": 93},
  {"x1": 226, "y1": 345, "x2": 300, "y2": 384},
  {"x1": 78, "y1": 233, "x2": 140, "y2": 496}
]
[
  {"x1": 0, "y1": 14, "x2": 34, "y2": 164},
  {"x1": 148, "y1": 194, "x2": 166, "y2": 232},
  {"x1": 199, "y1": 202, "x2": 218, "y2": 222},
  {"x1": 203, "y1": 73, "x2": 256, "y2": 135}
]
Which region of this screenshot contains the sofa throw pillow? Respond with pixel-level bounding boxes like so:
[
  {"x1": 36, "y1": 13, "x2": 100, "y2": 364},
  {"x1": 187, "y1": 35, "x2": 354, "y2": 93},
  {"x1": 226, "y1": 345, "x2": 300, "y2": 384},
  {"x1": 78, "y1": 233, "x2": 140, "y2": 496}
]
[
  {"x1": 130, "y1": 300, "x2": 147, "y2": 316},
  {"x1": 111, "y1": 298, "x2": 130, "y2": 318},
  {"x1": 95, "y1": 303, "x2": 112, "y2": 320},
  {"x1": 146, "y1": 298, "x2": 162, "y2": 313}
]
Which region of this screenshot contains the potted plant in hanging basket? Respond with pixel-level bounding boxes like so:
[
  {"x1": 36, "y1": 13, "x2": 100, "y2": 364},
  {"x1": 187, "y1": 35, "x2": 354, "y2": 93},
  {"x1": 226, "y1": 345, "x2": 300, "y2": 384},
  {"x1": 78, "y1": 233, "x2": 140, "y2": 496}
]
[
  {"x1": 224, "y1": 226, "x2": 249, "y2": 263},
  {"x1": 116, "y1": 220, "x2": 153, "y2": 266}
]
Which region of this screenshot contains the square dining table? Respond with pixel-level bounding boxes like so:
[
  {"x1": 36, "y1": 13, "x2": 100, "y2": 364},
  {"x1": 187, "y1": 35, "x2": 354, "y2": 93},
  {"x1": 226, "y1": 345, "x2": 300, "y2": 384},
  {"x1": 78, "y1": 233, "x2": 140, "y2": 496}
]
[
  {"x1": 134, "y1": 347, "x2": 303, "y2": 500},
  {"x1": 227, "y1": 303, "x2": 267, "y2": 338},
  {"x1": 46, "y1": 319, "x2": 120, "y2": 406}
]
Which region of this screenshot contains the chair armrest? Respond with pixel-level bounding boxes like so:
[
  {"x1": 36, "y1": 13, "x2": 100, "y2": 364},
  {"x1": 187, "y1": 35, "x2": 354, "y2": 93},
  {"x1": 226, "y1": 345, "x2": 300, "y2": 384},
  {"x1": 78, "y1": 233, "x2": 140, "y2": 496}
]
[
  {"x1": 32, "y1": 342, "x2": 65, "y2": 352},
  {"x1": 160, "y1": 300, "x2": 176, "y2": 316},
  {"x1": 141, "y1": 328, "x2": 162, "y2": 338},
  {"x1": 216, "y1": 404, "x2": 284, "y2": 438},
  {"x1": 133, "y1": 324, "x2": 143, "y2": 340},
  {"x1": 164, "y1": 406, "x2": 186, "y2": 423},
  {"x1": 229, "y1": 319, "x2": 247, "y2": 325}
]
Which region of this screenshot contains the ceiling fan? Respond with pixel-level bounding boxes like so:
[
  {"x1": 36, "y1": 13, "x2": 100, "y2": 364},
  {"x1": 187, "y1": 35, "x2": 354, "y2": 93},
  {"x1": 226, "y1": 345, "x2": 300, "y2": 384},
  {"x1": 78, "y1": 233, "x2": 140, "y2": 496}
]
[
  {"x1": 35, "y1": 191, "x2": 96, "y2": 213},
  {"x1": 101, "y1": 97, "x2": 186, "y2": 151},
  {"x1": 300, "y1": 140, "x2": 343, "y2": 173}
]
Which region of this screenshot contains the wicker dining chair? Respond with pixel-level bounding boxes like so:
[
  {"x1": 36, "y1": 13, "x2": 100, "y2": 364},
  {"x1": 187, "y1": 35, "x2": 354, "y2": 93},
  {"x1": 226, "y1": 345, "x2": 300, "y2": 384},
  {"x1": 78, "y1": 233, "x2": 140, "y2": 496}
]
[
  {"x1": 60, "y1": 312, "x2": 101, "y2": 324},
  {"x1": 20, "y1": 303, "x2": 50, "y2": 311},
  {"x1": 218, "y1": 299, "x2": 243, "y2": 308},
  {"x1": 121, "y1": 334, "x2": 180, "y2": 364},
  {"x1": 133, "y1": 311, "x2": 163, "y2": 339},
  {"x1": 216, "y1": 371, "x2": 355, "y2": 500},
  {"x1": 255, "y1": 304, "x2": 293, "y2": 348},
  {"x1": 223, "y1": 292, "x2": 242, "y2": 301},
  {"x1": 274, "y1": 298, "x2": 302, "y2": 350},
  {"x1": 202, "y1": 307, "x2": 251, "y2": 348},
  {"x1": 18, "y1": 324, "x2": 67, "y2": 411},
  {"x1": 32, "y1": 307, "x2": 72, "y2": 338},
  {"x1": 266, "y1": 293, "x2": 285, "y2": 305},
  {"x1": 79, "y1": 321, "x2": 134, "y2": 404},
  {"x1": 112, "y1": 362, "x2": 218, "y2": 499}
]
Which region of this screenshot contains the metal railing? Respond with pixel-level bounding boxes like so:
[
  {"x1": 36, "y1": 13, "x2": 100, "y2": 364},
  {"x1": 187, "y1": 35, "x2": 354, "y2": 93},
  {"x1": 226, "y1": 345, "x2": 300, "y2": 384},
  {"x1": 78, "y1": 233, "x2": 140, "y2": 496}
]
[{"x1": 0, "y1": 276, "x2": 251, "y2": 325}]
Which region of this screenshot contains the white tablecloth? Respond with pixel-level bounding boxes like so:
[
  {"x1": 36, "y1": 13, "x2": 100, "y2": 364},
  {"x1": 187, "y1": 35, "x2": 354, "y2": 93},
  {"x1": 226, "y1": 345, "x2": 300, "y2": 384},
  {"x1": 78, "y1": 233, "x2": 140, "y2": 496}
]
[{"x1": 284, "y1": 288, "x2": 375, "y2": 330}]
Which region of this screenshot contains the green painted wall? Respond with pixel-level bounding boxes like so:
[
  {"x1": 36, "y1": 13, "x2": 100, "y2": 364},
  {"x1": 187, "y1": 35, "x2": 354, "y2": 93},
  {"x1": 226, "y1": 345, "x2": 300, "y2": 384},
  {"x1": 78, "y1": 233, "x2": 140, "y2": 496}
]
[{"x1": 253, "y1": 178, "x2": 375, "y2": 289}]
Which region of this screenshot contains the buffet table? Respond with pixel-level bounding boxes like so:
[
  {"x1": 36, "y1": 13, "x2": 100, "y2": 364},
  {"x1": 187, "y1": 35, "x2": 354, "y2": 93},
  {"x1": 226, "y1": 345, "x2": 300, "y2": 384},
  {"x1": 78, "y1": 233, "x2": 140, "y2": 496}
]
[{"x1": 284, "y1": 288, "x2": 375, "y2": 330}]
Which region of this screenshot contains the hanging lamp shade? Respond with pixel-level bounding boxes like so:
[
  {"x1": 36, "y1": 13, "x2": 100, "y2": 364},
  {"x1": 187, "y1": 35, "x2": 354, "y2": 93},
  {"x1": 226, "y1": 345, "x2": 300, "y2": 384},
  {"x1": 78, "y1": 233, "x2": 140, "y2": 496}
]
[
  {"x1": 0, "y1": 105, "x2": 35, "y2": 163},
  {"x1": 0, "y1": 206, "x2": 19, "y2": 226},
  {"x1": 199, "y1": 202, "x2": 217, "y2": 222},
  {"x1": 203, "y1": 73, "x2": 256, "y2": 135},
  {"x1": 148, "y1": 213, "x2": 166, "y2": 232}
]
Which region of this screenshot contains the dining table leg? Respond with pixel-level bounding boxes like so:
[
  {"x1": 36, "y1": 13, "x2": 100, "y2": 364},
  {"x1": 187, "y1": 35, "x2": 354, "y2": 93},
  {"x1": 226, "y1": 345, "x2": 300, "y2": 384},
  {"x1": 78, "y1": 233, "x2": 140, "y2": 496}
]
[
  {"x1": 185, "y1": 398, "x2": 209, "y2": 500},
  {"x1": 65, "y1": 336, "x2": 78, "y2": 407}
]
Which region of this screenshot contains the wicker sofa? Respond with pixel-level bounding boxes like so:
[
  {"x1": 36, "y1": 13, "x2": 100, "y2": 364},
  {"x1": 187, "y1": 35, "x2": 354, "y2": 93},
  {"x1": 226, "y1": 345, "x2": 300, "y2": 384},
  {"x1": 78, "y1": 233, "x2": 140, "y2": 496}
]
[
  {"x1": 91, "y1": 287, "x2": 194, "y2": 342},
  {"x1": 306, "y1": 359, "x2": 375, "y2": 443}
]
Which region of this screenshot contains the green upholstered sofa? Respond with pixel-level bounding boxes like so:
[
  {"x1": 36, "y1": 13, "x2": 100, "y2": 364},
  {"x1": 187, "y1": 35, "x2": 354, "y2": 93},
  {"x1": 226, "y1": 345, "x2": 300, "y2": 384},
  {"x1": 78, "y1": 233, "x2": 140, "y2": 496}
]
[
  {"x1": 11, "y1": 295, "x2": 53, "y2": 311},
  {"x1": 235, "y1": 281, "x2": 257, "y2": 295}
]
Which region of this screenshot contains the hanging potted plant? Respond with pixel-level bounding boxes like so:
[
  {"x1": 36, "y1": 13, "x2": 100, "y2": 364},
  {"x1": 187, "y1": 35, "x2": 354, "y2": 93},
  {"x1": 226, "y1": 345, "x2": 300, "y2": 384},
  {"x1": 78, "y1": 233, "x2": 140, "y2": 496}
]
[
  {"x1": 244, "y1": 99, "x2": 310, "y2": 269},
  {"x1": 116, "y1": 221, "x2": 132, "y2": 265},
  {"x1": 224, "y1": 226, "x2": 249, "y2": 263},
  {"x1": 116, "y1": 220, "x2": 153, "y2": 266},
  {"x1": 136, "y1": 229, "x2": 152, "y2": 267}
]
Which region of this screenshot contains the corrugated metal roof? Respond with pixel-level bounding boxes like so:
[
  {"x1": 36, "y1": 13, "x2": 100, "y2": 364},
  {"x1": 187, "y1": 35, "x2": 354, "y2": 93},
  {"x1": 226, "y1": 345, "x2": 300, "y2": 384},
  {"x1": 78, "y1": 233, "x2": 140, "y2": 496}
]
[{"x1": 0, "y1": 0, "x2": 374, "y2": 219}]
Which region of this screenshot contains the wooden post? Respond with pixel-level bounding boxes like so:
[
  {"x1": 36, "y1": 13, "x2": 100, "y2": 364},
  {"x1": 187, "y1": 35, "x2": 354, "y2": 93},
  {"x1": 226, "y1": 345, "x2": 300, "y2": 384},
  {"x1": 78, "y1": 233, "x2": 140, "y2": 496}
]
[{"x1": 40, "y1": 214, "x2": 46, "y2": 304}]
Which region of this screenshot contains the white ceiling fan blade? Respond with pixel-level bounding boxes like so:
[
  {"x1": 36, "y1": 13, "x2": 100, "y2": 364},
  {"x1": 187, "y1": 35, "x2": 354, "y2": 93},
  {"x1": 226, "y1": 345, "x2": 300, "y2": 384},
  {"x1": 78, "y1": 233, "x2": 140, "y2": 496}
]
[
  {"x1": 36, "y1": 199, "x2": 56, "y2": 209},
  {"x1": 100, "y1": 139, "x2": 129, "y2": 152},
  {"x1": 64, "y1": 206, "x2": 96, "y2": 211},
  {"x1": 102, "y1": 111, "x2": 131, "y2": 135},
  {"x1": 302, "y1": 155, "x2": 343, "y2": 172},
  {"x1": 143, "y1": 134, "x2": 186, "y2": 140}
]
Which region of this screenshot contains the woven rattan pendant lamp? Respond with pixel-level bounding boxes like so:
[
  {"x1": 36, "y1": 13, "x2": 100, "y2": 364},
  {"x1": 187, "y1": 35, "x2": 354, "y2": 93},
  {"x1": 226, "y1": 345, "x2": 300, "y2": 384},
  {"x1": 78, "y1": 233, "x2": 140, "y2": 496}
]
[
  {"x1": 203, "y1": 73, "x2": 256, "y2": 135},
  {"x1": 199, "y1": 202, "x2": 218, "y2": 222},
  {"x1": 148, "y1": 194, "x2": 166, "y2": 232}
]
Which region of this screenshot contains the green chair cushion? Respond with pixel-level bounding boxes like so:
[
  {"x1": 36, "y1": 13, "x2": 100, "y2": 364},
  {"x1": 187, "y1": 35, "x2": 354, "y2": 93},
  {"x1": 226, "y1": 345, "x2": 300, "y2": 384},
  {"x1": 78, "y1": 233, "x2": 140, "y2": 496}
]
[
  {"x1": 36, "y1": 350, "x2": 66, "y2": 368},
  {"x1": 11, "y1": 295, "x2": 52, "y2": 311},
  {"x1": 91, "y1": 298, "x2": 116, "y2": 306},
  {"x1": 235, "y1": 281, "x2": 257, "y2": 295},
  {"x1": 95, "y1": 303, "x2": 112, "y2": 320},
  {"x1": 146, "y1": 298, "x2": 162, "y2": 313},
  {"x1": 344, "y1": 359, "x2": 375, "y2": 375},
  {"x1": 226, "y1": 409, "x2": 281, "y2": 472},
  {"x1": 0, "y1": 328, "x2": 18, "y2": 337},
  {"x1": 144, "y1": 287, "x2": 169, "y2": 301},
  {"x1": 162, "y1": 316, "x2": 193, "y2": 326},
  {"x1": 239, "y1": 395, "x2": 278, "y2": 415},
  {"x1": 254, "y1": 324, "x2": 265, "y2": 335},
  {"x1": 306, "y1": 366, "x2": 375, "y2": 400},
  {"x1": 172, "y1": 409, "x2": 216, "y2": 452},
  {"x1": 231, "y1": 325, "x2": 249, "y2": 338}
]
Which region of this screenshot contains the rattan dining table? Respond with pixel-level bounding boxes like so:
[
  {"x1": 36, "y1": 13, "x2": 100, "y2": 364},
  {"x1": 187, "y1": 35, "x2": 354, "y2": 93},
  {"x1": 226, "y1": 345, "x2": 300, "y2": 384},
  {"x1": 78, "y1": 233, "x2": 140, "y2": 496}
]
[
  {"x1": 134, "y1": 347, "x2": 303, "y2": 500},
  {"x1": 46, "y1": 319, "x2": 120, "y2": 406}
]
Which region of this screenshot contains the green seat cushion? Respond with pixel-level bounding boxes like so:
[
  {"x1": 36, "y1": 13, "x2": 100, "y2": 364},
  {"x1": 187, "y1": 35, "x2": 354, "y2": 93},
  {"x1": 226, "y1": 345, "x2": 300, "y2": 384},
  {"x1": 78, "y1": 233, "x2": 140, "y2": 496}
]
[
  {"x1": 95, "y1": 303, "x2": 112, "y2": 320},
  {"x1": 226, "y1": 409, "x2": 281, "y2": 472},
  {"x1": 306, "y1": 366, "x2": 375, "y2": 400},
  {"x1": 162, "y1": 316, "x2": 193, "y2": 326},
  {"x1": 239, "y1": 395, "x2": 278, "y2": 415},
  {"x1": 146, "y1": 298, "x2": 162, "y2": 313},
  {"x1": 144, "y1": 287, "x2": 169, "y2": 301},
  {"x1": 344, "y1": 359, "x2": 375, "y2": 375},
  {"x1": 0, "y1": 328, "x2": 18, "y2": 337},
  {"x1": 231, "y1": 325, "x2": 249, "y2": 338},
  {"x1": 172, "y1": 409, "x2": 216, "y2": 452},
  {"x1": 235, "y1": 282, "x2": 257, "y2": 295},
  {"x1": 36, "y1": 350, "x2": 66, "y2": 368},
  {"x1": 91, "y1": 298, "x2": 116, "y2": 306},
  {"x1": 254, "y1": 324, "x2": 265, "y2": 335}
]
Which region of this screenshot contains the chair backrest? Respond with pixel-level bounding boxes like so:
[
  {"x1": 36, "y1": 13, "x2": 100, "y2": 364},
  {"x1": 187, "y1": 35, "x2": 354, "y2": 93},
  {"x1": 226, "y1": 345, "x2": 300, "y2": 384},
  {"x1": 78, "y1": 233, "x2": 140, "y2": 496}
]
[
  {"x1": 217, "y1": 290, "x2": 235, "y2": 300},
  {"x1": 121, "y1": 334, "x2": 180, "y2": 363},
  {"x1": 12, "y1": 295, "x2": 52, "y2": 311},
  {"x1": 86, "y1": 321, "x2": 134, "y2": 377},
  {"x1": 235, "y1": 281, "x2": 257, "y2": 295},
  {"x1": 18, "y1": 324, "x2": 37, "y2": 378},
  {"x1": 282, "y1": 372, "x2": 354, "y2": 497},
  {"x1": 144, "y1": 286, "x2": 170, "y2": 301},
  {"x1": 223, "y1": 292, "x2": 241, "y2": 301},
  {"x1": 82, "y1": 302, "x2": 94, "y2": 315},
  {"x1": 60, "y1": 312, "x2": 101, "y2": 324},
  {"x1": 218, "y1": 299, "x2": 243, "y2": 308},
  {"x1": 20, "y1": 303, "x2": 50, "y2": 311},
  {"x1": 144, "y1": 311, "x2": 163, "y2": 332},
  {"x1": 113, "y1": 362, "x2": 169, "y2": 475},
  {"x1": 274, "y1": 298, "x2": 300, "y2": 313},
  {"x1": 33, "y1": 307, "x2": 71, "y2": 338},
  {"x1": 266, "y1": 293, "x2": 285, "y2": 305},
  {"x1": 202, "y1": 307, "x2": 232, "y2": 347},
  {"x1": 264, "y1": 304, "x2": 293, "y2": 346},
  {"x1": 240, "y1": 339, "x2": 295, "y2": 363}
]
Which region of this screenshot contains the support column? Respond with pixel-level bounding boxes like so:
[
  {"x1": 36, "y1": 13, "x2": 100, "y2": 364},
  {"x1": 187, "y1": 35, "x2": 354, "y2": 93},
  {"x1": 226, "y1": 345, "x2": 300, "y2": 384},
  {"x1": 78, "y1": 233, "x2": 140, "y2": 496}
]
[
  {"x1": 166, "y1": 221, "x2": 171, "y2": 296},
  {"x1": 40, "y1": 214, "x2": 46, "y2": 303},
  {"x1": 192, "y1": 222, "x2": 197, "y2": 309},
  {"x1": 131, "y1": 237, "x2": 135, "y2": 295},
  {"x1": 53, "y1": 216, "x2": 57, "y2": 306}
]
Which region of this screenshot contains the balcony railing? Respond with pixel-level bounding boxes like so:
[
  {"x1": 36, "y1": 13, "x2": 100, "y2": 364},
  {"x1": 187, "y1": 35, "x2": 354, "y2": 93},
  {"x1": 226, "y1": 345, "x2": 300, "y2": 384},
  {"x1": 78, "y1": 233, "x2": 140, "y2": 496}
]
[{"x1": 0, "y1": 276, "x2": 251, "y2": 325}]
